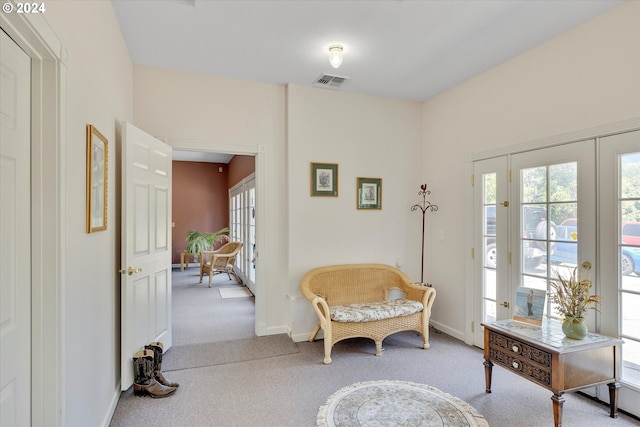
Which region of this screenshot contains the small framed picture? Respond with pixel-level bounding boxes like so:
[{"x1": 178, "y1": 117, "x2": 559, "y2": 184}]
[
  {"x1": 357, "y1": 177, "x2": 382, "y2": 210},
  {"x1": 310, "y1": 162, "x2": 338, "y2": 197},
  {"x1": 86, "y1": 124, "x2": 108, "y2": 233},
  {"x1": 513, "y1": 287, "x2": 546, "y2": 326}
]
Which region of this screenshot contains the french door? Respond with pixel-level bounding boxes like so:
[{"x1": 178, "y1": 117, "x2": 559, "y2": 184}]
[
  {"x1": 473, "y1": 131, "x2": 640, "y2": 417},
  {"x1": 230, "y1": 173, "x2": 256, "y2": 294},
  {"x1": 473, "y1": 140, "x2": 596, "y2": 345},
  {"x1": 472, "y1": 157, "x2": 509, "y2": 345},
  {"x1": 599, "y1": 130, "x2": 640, "y2": 412},
  {"x1": 510, "y1": 140, "x2": 597, "y2": 329}
]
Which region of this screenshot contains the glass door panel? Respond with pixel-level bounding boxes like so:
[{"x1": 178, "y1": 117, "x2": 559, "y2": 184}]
[
  {"x1": 511, "y1": 140, "x2": 596, "y2": 326},
  {"x1": 473, "y1": 157, "x2": 508, "y2": 346}
]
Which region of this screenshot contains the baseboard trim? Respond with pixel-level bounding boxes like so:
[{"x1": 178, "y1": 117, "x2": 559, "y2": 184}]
[
  {"x1": 428, "y1": 320, "x2": 465, "y2": 342},
  {"x1": 102, "y1": 385, "x2": 121, "y2": 427}
]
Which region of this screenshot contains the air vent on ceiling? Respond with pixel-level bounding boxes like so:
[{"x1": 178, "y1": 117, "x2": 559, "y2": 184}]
[{"x1": 313, "y1": 74, "x2": 350, "y2": 89}]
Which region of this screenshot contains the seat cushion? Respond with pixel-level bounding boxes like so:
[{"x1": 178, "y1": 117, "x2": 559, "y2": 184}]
[{"x1": 329, "y1": 299, "x2": 423, "y2": 323}]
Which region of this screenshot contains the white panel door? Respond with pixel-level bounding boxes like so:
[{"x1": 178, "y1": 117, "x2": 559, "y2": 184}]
[
  {"x1": 121, "y1": 123, "x2": 172, "y2": 390},
  {"x1": 0, "y1": 30, "x2": 31, "y2": 426}
]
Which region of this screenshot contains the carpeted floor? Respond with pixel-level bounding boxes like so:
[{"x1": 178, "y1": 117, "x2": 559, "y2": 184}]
[{"x1": 110, "y1": 268, "x2": 640, "y2": 427}]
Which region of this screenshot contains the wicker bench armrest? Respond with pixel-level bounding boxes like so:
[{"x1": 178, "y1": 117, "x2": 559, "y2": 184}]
[{"x1": 311, "y1": 296, "x2": 331, "y2": 329}]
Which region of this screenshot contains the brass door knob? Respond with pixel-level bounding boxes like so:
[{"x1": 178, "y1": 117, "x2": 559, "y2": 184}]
[
  {"x1": 119, "y1": 266, "x2": 142, "y2": 276},
  {"x1": 501, "y1": 301, "x2": 510, "y2": 308}
]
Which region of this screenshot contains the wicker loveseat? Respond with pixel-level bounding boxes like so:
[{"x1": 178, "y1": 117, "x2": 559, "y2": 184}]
[{"x1": 299, "y1": 263, "x2": 436, "y2": 364}]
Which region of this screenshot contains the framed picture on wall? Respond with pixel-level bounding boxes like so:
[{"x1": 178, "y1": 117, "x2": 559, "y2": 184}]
[
  {"x1": 357, "y1": 177, "x2": 382, "y2": 209},
  {"x1": 310, "y1": 162, "x2": 338, "y2": 196},
  {"x1": 86, "y1": 124, "x2": 108, "y2": 233}
]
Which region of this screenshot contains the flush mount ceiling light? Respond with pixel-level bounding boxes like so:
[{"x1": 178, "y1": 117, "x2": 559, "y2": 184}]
[{"x1": 328, "y1": 45, "x2": 344, "y2": 68}]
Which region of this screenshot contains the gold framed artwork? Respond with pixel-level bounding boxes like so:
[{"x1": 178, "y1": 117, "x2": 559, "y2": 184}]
[
  {"x1": 86, "y1": 124, "x2": 108, "y2": 233},
  {"x1": 357, "y1": 177, "x2": 382, "y2": 209},
  {"x1": 310, "y1": 162, "x2": 338, "y2": 196}
]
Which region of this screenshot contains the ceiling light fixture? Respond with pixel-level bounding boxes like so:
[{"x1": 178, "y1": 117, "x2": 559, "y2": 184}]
[{"x1": 328, "y1": 45, "x2": 344, "y2": 69}]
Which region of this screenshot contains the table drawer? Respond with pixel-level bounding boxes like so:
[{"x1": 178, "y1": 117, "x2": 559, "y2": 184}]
[
  {"x1": 489, "y1": 347, "x2": 552, "y2": 387},
  {"x1": 488, "y1": 330, "x2": 551, "y2": 367}
]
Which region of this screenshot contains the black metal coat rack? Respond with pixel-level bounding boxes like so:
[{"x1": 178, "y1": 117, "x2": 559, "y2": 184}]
[{"x1": 410, "y1": 184, "x2": 439, "y2": 284}]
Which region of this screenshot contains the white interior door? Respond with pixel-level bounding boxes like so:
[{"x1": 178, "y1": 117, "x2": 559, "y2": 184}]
[
  {"x1": 0, "y1": 29, "x2": 31, "y2": 426},
  {"x1": 121, "y1": 123, "x2": 172, "y2": 390}
]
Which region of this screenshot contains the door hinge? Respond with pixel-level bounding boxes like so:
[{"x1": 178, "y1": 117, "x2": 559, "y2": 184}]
[
  {"x1": 471, "y1": 174, "x2": 474, "y2": 187},
  {"x1": 471, "y1": 247, "x2": 475, "y2": 260},
  {"x1": 508, "y1": 169, "x2": 512, "y2": 183},
  {"x1": 508, "y1": 252, "x2": 512, "y2": 265},
  {"x1": 471, "y1": 321, "x2": 474, "y2": 333}
]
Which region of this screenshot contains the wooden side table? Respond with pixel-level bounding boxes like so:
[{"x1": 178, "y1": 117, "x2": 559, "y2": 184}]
[{"x1": 482, "y1": 319, "x2": 622, "y2": 427}]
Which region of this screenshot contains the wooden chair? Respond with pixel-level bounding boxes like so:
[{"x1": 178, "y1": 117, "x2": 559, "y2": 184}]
[{"x1": 199, "y1": 242, "x2": 244, "y2": 287}]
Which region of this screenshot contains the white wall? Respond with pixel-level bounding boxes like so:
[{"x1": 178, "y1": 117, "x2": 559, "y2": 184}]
[
  {"x1": 286, "y1": 84, "x2": 424, "y2": 338},
  {"x1": 44, "y1": 2, "x2": 132, "y2": 426},
  {"x1": 421, "y1": 1, "x2": 640, "y2": 338}
]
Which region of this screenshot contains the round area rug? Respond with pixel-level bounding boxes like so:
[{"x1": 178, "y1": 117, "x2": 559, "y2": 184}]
[{"x1": 317, "y1": 380, "x2": 489, "y2": 427}]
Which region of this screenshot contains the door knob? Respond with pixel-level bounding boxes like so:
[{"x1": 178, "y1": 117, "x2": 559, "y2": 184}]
[
  {"x1": 119, "y1": 266, "x2": 142, "y2": 276},
  {"x1": 501, "y1": 301, "x2": 510, "y2": 308}
]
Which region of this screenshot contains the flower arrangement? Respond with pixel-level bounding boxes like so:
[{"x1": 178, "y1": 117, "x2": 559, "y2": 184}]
[{"x1": 548, "y1": 266, "x2": 601, "y2": 319}]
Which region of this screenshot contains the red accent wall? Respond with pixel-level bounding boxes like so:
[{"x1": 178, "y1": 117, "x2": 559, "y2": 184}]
[
  {"x1": 171, "y1": 161, "x2": 229, "y2": 263},
  {"x1": 228, "y1": 155, "x2": 255, "y2": 188}
]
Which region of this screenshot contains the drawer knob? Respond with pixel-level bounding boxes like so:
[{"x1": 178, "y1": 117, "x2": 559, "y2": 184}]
[
  {"x1": 512, "y1": 361, "x2": 520, "y2": 369},
  {"x1": 512, "y1": 345, "x2": 519, "y2": 353}
]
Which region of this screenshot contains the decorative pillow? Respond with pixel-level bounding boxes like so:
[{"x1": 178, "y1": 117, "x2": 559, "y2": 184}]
[{"x1": 329, "y1": 299, "x2": 423, "y2": 323}]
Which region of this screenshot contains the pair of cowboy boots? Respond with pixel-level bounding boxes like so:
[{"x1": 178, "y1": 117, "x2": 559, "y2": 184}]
[{"x1": 132, "y1": 341, "x2": 179, "y2": 398}]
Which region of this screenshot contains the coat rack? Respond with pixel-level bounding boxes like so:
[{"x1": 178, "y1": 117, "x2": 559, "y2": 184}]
[{"x1": 410, "y1": 184, "x2": 439, "y2": 285}]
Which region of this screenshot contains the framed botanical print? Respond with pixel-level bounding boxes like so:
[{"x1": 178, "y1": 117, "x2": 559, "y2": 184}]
[
  {"x1": 357, "y1": 177, "x2": 382, "y2": 209},
  {"x1": 86, "y1": 124, "x2": 108, "y2": 233},
  {"x1": 310, "y1": 162, "x2": 338, "y2": 196}
]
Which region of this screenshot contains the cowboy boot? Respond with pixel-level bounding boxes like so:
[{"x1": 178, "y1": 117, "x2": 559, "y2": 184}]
[
  {"x1": 132, "y1": 349, "x2": 177, "y2": 398},
  {"x1": 145, "y1": 341, "x2": 179, "y2": 388}
]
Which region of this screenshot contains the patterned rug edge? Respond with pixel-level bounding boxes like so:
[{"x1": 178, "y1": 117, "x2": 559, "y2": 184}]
[{"x1": 317, "y1": 380, "x2": 489, "y2": 427}]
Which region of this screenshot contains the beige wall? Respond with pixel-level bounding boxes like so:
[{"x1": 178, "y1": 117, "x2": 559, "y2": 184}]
[
  {"x1": 286, "y1": 84, "x2": 424, "y2": 338},
  {"x1": 421, "y1": 1, "x2": 640, "y2": 337},
  {"x1": 44, "y1": 1, "x2": 133, "y2": 426}
]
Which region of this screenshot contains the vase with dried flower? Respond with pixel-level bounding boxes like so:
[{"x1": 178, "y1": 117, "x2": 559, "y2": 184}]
[{"x1": 548, "y1": 266, "x2": 601, "y2": 340}]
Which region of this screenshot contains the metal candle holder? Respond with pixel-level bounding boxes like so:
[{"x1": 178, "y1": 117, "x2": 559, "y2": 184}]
[{"x1": 410, "y1": 184, "x2": 439, "y2": 284}]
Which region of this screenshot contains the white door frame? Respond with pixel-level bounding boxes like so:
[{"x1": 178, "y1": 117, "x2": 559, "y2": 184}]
[
  {"x1": 1, "y1": 8, "x2": 66, "y2": 427},
  {"x1": 160, "y1": 137, "x2": 267, "y2": 335}
]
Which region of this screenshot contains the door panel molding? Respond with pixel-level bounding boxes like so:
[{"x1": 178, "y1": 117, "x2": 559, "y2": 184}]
[{"x1": 1, "y1": 9, "x2": 67, "y2": 427}]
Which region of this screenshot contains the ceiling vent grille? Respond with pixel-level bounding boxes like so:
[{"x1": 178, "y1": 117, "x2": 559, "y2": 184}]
[{"x1": 313, "y1": 74, "x2": 350, "y2": 89}]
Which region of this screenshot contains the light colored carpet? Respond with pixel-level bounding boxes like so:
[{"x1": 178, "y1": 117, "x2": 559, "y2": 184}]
[
  {"x1": 219, "y1": 286, "x2": 253, "y2": 299},
  {"x1": 162, "y1": 334, "x2": 299, "y2": 371},
  {"x1": 317, "y1": 380, "x2": 489, "y2": 427}
]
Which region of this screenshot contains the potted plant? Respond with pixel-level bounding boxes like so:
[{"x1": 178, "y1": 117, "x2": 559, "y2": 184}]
[
  {"x1": 548, "y1": 266, "x2": 601, "y2": 339},
  {"x1": 185, "y1": 227, "x2": 230, "y2": 262}
]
